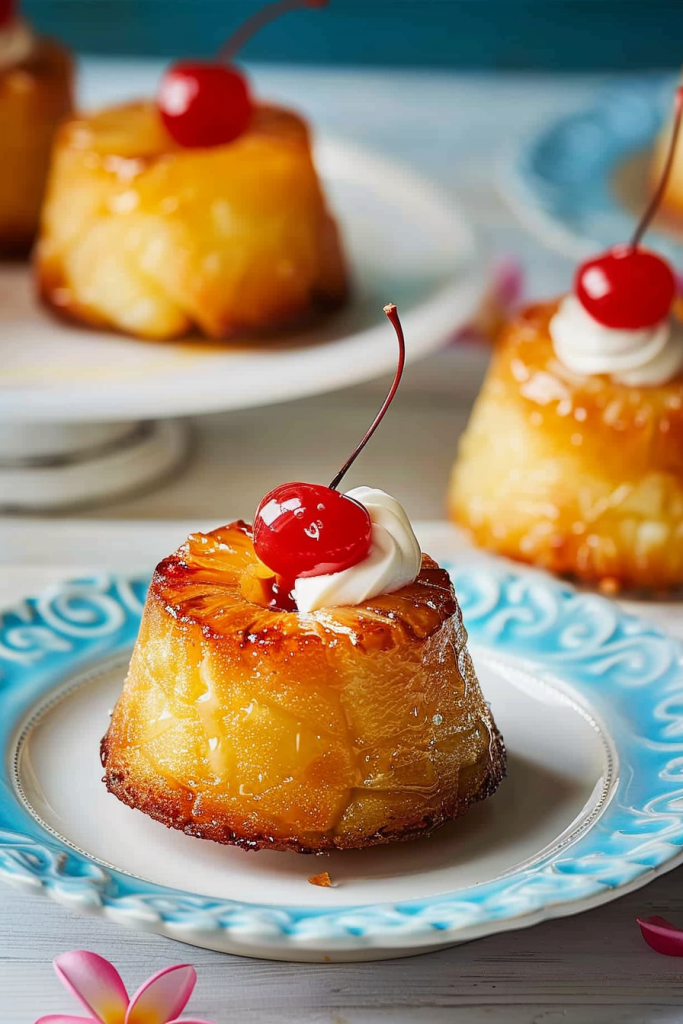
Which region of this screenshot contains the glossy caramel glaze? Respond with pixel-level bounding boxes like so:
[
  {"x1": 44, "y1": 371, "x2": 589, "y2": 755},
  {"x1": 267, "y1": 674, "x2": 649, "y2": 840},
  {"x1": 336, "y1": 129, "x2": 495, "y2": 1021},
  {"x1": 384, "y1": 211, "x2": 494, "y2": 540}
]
[
  {"x1": 0, "y1": 38, "x2": 72, "y2": 257},
  {"x1": 36, "y1": 100, "x2": 348, "y2": 339},
  {"x1": 102, "y1": 522, "x2": 505, "y2": 853},
  {"x1": 450, "y1": 300, "x2": 683, "y2": 590}
]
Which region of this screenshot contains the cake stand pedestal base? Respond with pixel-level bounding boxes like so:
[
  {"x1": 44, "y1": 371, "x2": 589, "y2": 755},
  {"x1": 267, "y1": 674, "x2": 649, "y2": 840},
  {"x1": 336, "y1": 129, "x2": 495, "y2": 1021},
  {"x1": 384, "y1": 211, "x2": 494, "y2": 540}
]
[{"x1": 0, "y1": 420, "x2": 188, "y2": 512}]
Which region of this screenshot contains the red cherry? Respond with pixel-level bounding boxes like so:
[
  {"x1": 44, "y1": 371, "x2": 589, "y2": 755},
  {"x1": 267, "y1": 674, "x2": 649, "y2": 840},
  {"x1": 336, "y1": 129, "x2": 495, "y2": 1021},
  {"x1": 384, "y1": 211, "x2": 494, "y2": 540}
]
[
  {"x1": 253, "y1": 304, "x2": 406, "y2": 585},
  {"x1": 158, "y1": 2, "x2": 329, "y2": 150},
  {"x1": 574, "y1": 86, "x2": 683, "y2": 330},
  {"x1": 575, "y1": 246, "x2": 676, "y2": 330},
  {"x1": 158, "y1": 62, "x2": 252, "y2": 148},
  {"x1": 254, "y1": 483, "x2": 373, "y2": 579}
]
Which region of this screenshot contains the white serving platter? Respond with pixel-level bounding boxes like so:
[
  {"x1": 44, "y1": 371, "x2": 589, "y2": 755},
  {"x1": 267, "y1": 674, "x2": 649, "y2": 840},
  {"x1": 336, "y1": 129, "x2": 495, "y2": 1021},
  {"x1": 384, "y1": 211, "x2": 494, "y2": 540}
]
[{"x1": 0, "y1": 138, "x2": 484, "y2": 424}]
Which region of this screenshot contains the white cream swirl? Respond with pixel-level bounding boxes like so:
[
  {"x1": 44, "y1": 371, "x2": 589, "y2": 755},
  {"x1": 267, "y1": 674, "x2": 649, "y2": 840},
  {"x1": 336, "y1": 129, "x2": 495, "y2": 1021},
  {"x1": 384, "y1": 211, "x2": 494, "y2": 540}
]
[
  {"x1": 550, "y1": 294, "x2": 683, "y2": 386},
  {"x1": 0, "y1": 19, "x2": 35, "y2": 72},
  {"x1": 294, "y1": 486, "x2": 421, "y2": 614}
]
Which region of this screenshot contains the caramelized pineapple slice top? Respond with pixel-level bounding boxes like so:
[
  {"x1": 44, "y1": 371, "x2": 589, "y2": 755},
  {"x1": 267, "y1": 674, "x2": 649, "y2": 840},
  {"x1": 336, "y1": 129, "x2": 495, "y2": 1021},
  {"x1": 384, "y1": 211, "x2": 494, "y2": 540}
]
[
  {"x1": 60, "y1": 100, "x2": 311, "y2": 161},
  {"x1": 496, "y1": 301, "x2": 683, "y2": 474},
  {"x1": 152, "y1": 521, "x2": 457, "y2": 652}
]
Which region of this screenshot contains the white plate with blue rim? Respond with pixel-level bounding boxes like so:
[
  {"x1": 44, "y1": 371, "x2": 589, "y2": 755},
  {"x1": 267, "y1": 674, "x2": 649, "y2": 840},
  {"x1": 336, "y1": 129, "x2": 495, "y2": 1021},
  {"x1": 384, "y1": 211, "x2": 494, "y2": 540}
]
[
  {"x1": 2, "y1": 527, "x2": 683, "y2": 962},
  {"x1": 505, "y1": 74, "x2": 683, "y2": 262}
]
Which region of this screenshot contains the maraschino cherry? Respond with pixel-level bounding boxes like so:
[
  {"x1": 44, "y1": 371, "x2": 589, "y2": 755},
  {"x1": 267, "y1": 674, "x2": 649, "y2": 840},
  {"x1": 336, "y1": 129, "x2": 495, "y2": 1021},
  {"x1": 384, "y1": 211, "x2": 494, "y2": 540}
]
[
  {"x1": 158, "y1": 0, "x2": 328, "y2": 148},
  {"x1": 574, "y1": 87, "x2": 683, "y2": 331},
  {"x1": 254, "y1": 303, "x2": 406, "y2": 584}
]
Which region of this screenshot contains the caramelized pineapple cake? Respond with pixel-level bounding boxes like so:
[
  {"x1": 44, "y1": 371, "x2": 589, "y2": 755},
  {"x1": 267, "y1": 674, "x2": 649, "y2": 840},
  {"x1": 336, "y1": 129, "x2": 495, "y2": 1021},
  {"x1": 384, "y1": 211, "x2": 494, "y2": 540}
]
[
  {"x1": 102, "y1": 306, "x2": 505, "y2": 853},
  {"x1": 101, "y1": 522, "x2": 505, "y2": 853},
  {"x1": 36, "y1": 0, "x2": 348, "y2": 340},
  {"x1": 36, "y1": 101, "x2": 347, "y2": 340},
  {"x1": 0, "y1": 19, "x2": 72, "y2": 256},
  {"x1": 449, "y1": 301, "x2": 683, "y2": 589},
  {"x1": 451, "y1": 88, "x2": 683, "y2": 592}
]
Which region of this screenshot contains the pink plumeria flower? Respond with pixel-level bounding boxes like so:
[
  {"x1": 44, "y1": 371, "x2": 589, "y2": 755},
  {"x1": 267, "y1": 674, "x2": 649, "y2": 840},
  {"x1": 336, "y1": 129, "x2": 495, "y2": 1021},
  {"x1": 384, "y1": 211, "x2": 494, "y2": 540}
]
[
  {"x1": 36, "y1": 950, "x2": 216, "y2": 1024},
  {"x1": 638, "y1": 916, "x2": 683, "y2": 957}
]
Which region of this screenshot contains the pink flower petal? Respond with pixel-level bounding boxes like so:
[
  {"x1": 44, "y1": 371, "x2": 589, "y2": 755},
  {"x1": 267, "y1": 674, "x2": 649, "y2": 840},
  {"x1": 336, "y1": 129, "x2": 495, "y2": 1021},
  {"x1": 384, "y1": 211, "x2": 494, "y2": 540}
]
[
  {"x1": 125, "y1": 965, "x2": 197, "y2": 1024},
  {"x1": 34, "y1": 1017, "x2": 96, "y2": 1024},
  {"x1": 54, "y1": 951, "x2": 129, "y2": 1024},
  {"x1": 638, "y1": 916, "x2": 683, "y2": 956}
]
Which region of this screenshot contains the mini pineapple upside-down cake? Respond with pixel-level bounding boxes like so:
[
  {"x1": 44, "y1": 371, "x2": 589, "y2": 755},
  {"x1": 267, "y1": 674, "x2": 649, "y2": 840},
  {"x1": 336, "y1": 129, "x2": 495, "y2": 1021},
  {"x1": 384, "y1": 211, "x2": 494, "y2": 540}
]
[
  {"x1": 0, "y1": 0, "x2": 72, "y2": 256},
  {"x1": 36, "y1": 0, "x2": 347, "y2": 341},
  {"x1": 101, "y1": 306, "x2": 506, "y2": 853},
  {"x1": 450, "y1": 88, "x2": 683, "y2": 592}
]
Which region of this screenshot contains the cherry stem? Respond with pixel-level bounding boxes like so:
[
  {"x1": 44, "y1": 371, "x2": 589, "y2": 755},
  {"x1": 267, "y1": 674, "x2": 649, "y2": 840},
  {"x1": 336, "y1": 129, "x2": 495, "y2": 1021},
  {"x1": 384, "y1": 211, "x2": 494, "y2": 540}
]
[
  {"x1": 630, "y1": 86, "x2": 683, "y2": 249},
  {"x1": 329, "y1": 304, "x2": 406, "y2": 492},
  {"x1": 218, "y1": 0, "x2": 329, "y2": 64}
]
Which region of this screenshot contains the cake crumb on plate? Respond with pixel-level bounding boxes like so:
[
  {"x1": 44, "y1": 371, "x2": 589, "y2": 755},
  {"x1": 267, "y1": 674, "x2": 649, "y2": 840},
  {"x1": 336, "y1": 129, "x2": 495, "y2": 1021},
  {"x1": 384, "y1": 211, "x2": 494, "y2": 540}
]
[{"x1": 308, "y1": 871, "x2": 333, "y2": 888}]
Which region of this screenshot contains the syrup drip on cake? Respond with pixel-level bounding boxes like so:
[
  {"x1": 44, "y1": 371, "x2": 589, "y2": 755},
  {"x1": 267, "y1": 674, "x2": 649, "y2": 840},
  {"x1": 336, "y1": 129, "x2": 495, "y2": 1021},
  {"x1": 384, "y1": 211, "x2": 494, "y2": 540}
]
[
  {"x1": 551, "y1": 86, "x2": 683, "y2": 386},
  {"x1": 158, "y1": 0, "x2": 329, "y2": 148},
  {"x1": 253, "y1": 304, "x2": 422, "y2": 612}
]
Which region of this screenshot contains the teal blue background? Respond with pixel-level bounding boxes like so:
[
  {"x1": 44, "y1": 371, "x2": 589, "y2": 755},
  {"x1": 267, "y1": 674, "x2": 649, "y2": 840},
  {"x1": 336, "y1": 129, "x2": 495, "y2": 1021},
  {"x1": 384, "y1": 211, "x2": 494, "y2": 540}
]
[{"x1": 22, "y1": 1, "x2": 683, "y2": 70}]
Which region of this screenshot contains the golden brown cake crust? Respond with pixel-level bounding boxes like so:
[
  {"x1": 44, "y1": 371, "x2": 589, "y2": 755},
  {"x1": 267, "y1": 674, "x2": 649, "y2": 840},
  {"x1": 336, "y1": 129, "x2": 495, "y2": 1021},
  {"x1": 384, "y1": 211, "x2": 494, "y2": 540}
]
[
  {"x1": 101, "y1": 728, "x2": 506, "y2": 854},
  {"x1": 450, "y1": 300, "x2": 683, "y2": 590},
  {"x1": 102, "y1": 522, "x2": 506, "y2": 853}
]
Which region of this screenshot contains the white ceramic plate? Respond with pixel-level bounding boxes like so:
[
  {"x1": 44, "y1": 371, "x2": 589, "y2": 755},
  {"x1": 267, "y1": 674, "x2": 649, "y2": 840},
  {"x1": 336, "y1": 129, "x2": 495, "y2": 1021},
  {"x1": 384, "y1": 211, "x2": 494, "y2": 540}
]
[
  {"x1": 17, "y1": 649, "x2": 610, "y2": 908},
  {"x1": 1, "y1": 545, "x2": 682, "y2": 962},
  {"x1": 0, "y1": 138, "x2": 485, "y2": 423}
]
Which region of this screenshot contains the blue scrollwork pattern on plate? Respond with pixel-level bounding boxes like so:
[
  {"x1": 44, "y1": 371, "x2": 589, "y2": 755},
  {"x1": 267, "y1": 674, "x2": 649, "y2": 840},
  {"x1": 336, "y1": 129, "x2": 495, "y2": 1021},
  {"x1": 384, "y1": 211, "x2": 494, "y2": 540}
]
[
  {"x1": 0, "y1": 576, "x2": 146, "y2": 672},
  {"x1": 0, "y1": 567, "x2": 682, "y2": 950}
]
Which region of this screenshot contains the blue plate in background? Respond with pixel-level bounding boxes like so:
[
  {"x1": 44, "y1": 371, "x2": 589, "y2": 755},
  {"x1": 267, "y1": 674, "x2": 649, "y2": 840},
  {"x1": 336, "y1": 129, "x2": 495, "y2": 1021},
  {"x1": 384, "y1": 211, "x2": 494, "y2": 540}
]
[{"x1": 506, "y1": 75, "x2": 683, "y2": 262}]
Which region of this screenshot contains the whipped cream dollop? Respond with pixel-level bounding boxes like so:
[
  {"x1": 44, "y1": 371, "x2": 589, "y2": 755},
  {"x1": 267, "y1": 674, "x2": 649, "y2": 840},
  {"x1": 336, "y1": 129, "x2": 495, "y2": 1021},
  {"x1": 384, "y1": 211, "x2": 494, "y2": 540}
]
[
  {"x1": 550, "y1": 294, "x2": 683, "y2": 387},
  {"x1": 0, "y1": 19, "x2": 34, "y2": 72},
  {"x1": 294, "y1": 486, "x2": 422, "y2": 614}
]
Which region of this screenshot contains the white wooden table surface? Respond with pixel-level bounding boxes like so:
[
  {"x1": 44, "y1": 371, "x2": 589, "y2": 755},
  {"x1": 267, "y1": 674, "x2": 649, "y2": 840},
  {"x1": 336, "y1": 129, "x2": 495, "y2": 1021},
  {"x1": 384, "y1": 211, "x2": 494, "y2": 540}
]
[{"x1": 2, "y1": 62, "x2": 683, "y2": 1024}]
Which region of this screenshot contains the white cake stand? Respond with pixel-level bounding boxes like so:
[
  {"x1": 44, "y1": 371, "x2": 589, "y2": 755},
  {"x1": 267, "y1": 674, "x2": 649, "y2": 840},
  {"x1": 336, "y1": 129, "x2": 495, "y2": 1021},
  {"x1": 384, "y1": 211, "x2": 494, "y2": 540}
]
[{"x1": 0, "y1": 139, "x2": 486, "y2": 512}]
